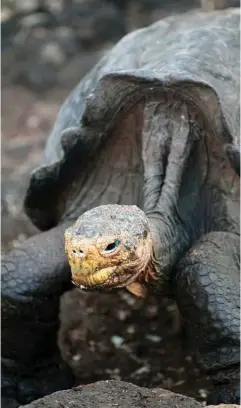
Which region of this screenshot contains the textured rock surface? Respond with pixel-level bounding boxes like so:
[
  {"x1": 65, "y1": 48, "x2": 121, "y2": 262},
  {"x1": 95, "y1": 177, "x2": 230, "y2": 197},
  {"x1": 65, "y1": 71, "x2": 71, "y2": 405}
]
[
  {"x1": 19, "y1": 380, "x2": 240, "y2": 408},
  {"x1": 20, "y1": 380, "x2": 202, "y2": 408}
]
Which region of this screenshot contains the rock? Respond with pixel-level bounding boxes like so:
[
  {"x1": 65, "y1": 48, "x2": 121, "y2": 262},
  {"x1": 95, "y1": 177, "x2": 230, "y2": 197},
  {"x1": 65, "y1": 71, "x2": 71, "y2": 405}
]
[
  {"x1": 201, "y1": 0, "x2": 240, "y2": 9},
  {"x1": 20, "y1": 12, "x2": 51, "y2": 29},
  {"x1": 53, "y1": 27, "x2": 79, "y2": 57},
  {"x1": 15, "y1": 0, "x2": 39, "y2": 14},
  {"x1": 208, "y1": 405, "x2": 240, "y2": 408},
  {"x1": 20, "y1": 58, "x2": 58, "y2": 91},
  {"x1": 40, "y1": 42, "x2": 66, "y2": 65},
  {"x1": 20, "y1": 380, "x2": 202, "y2": 408},
  {"x1": 58, "y1": 0, "x2": 126, "y2": 45}
]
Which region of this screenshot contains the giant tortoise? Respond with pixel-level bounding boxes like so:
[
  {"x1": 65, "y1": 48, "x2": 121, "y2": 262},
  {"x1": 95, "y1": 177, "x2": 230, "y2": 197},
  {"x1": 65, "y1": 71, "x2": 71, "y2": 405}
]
[{"x1": 2, "y1": 7, "x2": 240, "y2": 407}]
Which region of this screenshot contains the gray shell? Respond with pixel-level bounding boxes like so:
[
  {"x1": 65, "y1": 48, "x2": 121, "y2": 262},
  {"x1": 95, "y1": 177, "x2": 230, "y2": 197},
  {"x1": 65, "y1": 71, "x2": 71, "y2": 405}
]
[{"x1": 24, "y1": 8, "x2": 240, "y2": 230}]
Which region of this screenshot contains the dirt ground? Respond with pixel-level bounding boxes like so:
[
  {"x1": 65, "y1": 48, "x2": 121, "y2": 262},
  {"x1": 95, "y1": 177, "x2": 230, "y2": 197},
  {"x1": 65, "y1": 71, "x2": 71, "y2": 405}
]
[
  {"x1": 59, "y1": 288, "x2": 212, "y2": 404},
  {"x1": 3, "y1": 0, "x2": 234, "y2": 405}
]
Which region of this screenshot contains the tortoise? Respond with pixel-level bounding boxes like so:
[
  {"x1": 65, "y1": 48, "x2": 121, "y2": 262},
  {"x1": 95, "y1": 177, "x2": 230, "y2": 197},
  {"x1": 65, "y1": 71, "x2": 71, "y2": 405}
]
[{"x1": 2, "y1": 7, "x2": 240, "y2": 407}]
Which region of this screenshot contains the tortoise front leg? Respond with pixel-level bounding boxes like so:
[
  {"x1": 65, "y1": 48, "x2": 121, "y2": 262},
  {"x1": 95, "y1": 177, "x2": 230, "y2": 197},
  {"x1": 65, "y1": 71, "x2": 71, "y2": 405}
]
[
  {"x1": 1, "y1": 223, "x2": 74, "y2": 406},
  {"x1": 171, "y1": 231, "x2": 240, "y2": 404}
]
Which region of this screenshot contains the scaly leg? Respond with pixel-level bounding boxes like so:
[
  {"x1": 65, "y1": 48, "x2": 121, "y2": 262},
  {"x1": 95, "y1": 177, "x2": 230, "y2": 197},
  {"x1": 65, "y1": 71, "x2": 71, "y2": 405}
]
[
  {"x1": 1, "y1": 223, "x2": 74, "y2": 406},
  {"x1": 171, "y1": 231, "x2": 240, "y2": 404}
]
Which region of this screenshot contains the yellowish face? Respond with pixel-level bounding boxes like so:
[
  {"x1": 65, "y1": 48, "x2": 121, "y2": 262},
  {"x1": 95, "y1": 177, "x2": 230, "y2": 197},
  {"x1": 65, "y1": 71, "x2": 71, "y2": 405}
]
[
  {"x1": 65, "y1": 231, "x2": 156, "y2": 297},
  {"x1": 64, "y1": 205, "x2": 158, "y2": 297},
  {"x1": 66, "y1": 232, "x2": 132, "y2": 284}
]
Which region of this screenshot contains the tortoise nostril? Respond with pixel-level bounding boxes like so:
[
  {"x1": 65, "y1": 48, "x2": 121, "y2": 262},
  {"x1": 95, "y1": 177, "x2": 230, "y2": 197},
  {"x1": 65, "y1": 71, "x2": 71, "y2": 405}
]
[{"x1": 72, "y1": 248, "x2": 85, "y2": 255}]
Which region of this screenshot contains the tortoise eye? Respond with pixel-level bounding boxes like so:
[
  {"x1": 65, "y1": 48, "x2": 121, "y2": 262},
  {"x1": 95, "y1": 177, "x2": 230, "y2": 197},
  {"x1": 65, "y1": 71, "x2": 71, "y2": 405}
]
[{"x1": 104, "y1": 239, "x2": 120, "y2": 253}]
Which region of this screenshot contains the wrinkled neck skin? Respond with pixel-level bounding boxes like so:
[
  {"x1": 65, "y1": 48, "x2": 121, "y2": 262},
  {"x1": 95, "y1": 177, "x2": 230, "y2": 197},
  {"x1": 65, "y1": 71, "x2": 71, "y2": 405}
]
[
  {"x1": 141, "y1": 94, "x2": 239, "y2": 278},
  {"x1": 142, "y1": 95, "x2": 194, "y2": 277}
]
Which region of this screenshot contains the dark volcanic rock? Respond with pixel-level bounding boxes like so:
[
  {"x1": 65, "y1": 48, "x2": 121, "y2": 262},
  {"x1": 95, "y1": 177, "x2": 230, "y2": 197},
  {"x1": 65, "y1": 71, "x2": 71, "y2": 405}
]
[{"x1": 20, "y1": 380, "x2": 202, "y2": 408}]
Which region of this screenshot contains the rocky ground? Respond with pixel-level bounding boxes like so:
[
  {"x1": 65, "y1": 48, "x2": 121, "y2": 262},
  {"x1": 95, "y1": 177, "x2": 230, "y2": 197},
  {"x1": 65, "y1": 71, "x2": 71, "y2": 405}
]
[{"x1": 2, "y1": 1, "x2": 239, "y2": 407}]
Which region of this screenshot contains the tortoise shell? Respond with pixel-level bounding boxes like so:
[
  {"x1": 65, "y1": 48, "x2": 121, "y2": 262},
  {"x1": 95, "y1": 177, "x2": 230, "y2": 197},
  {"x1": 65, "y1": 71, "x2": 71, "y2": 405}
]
[{"x1": 24, "y1": 8, "x2": 240, "y2": 231}]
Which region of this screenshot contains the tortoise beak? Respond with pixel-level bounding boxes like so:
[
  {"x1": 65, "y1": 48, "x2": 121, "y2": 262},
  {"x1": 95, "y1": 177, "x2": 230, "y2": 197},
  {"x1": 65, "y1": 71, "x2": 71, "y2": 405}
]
[{"x1": 70, "y1": 264, "x2": 119, "y2": 288}]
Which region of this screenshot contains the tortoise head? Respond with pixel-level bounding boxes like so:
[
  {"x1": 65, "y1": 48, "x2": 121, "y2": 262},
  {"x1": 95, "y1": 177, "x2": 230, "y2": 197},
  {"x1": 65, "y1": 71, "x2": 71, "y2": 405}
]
[{"x1": 65, "y1": 204, "x2": 158, "y2": 297}]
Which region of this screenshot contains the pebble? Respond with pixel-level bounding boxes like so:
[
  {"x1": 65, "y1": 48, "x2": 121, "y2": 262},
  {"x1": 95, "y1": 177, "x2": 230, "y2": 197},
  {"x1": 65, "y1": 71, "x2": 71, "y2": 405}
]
[
  {"x1": 89, "y1": 340, "x2": 96, "y2": 352},
  {"x1": 16, "y1": 0, "x2": 38, "y2": 13},
  {"x1": 27, "y1": 115, "x2": 39, "y2": 128},
  {"x1": 117, "y1": 310, "x2": 128, "y2": 321},
  {"x1": 41, "y1": 42, "x2": 66, "y2": 65},
  {"x1": 155, "y1": 372, "x2": 164, "y2": 381},
  {"x1": 166, "y1": 303, "x2": 178, "y2": 312},
  {"x1": 54, "y1": 27, "x2": 78, "y2": 56},
  {"x1": 163, "y1": 377, "x2": 174, "y2": 388},
  {"x1": 72, "y1": 354, "x2": 82, "y2": 361},
  {"x1": 47, "y1": 0, "x2": 64, "y2": 13},
  {"x1": 177, "y1": 366, "x2": 185, "y2": 374},
  {"x1": 119, "y1": 291, "x2": 136, "y2": 307},
  {"x1": 174, "y1": 379, "x2": 186, "y2": 386},
  {"x1": 1, "y1": 8, "x2": 13, "y2": 22},
  {"x1": 198, "y1": 388, "x2": 208, "y2": 399},
  {"x1": 5, "y1": 194, "x2": 18, "y2": 216},
  {"x1": 145, "y1": 334, "x2": 162, "y2": 343},
  {"x1": 17, "y1": 234, "x2": 27, "y2": 242},
  {"x1": 23, "y1": 59, "x2": 57, "y2": 90},
  {"x1": 185, "y1": 355, "x2": 193, "y2": 363},
  {"x1": 146, "y1": 304, "x2": 158, "y2": 317},
  {"x1": 126, "y1": 325, "x2": 135, "y2": 334},
  {"x1": 132, "y1": 365, "x2": 150, "y2": 376},
  {"x1": 105, "y1": 368, "x2": 121, "y2": 380},
  {"x1": 111, "y1": 335, "x2": 124, "y2": 347},
  {"x1": 32, "y1": 28, "x2": 46, "y2": 39},
  {"x1": 21, "y1": 13, "x2": 50, "y2": 29}
]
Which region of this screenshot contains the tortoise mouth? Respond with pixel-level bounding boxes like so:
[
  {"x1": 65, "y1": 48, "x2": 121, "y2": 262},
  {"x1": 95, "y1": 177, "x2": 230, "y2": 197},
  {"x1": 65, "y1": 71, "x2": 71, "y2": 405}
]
[{"x1": 71, "y1": 265, "x2": 141, "y2": 292}]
